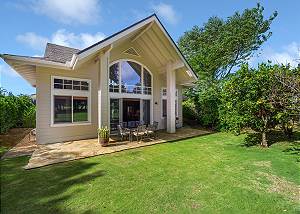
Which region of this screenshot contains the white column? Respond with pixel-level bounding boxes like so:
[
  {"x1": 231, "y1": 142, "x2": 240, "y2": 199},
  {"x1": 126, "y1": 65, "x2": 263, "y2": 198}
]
[
  {"x1": 98, "y1": 50, "x2": 110, "y2": 128},
  {"x1": 166, "y1": 64, "x2": 176, "y2": 133}
]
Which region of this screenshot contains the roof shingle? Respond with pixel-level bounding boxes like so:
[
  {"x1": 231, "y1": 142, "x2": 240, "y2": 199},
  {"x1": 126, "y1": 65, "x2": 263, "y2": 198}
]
[{"x1": 44, "y1": 43, "x2": 80, "y2": 63}]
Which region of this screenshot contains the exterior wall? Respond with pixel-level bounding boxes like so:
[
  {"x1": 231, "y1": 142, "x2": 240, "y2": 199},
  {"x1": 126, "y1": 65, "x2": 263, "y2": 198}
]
[
  {"x1": 36, "y1": 43, "x2": 185, "y2": 144},
  {"x1": 36, "y1": 59, "x2": 99, "y2": 144},
  {"x1": 110, "y1": 42, "x2": 169, "y2": 130}
]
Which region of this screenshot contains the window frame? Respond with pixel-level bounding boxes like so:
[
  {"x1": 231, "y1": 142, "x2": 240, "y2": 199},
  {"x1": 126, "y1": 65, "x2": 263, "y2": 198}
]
[
  {"x1": 161, "y1": 88, "x2": 178, "y2": 119},
  {"x1": 109, "y1": 59, "x2": 153, "y2": 96},
  {"x1": 51, "y1": 76, "x2": 92, "y2": 127}
]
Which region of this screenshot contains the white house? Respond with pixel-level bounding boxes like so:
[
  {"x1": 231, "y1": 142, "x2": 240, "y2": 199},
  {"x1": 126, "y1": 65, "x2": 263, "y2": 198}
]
[{"x1": 1, "y1": 14, "x2": 197, "y2": 144}]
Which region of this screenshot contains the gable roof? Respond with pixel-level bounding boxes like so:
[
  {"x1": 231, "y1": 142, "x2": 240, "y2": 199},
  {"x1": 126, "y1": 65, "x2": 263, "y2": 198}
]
[
  {"x1": 76, "y1": 14, "x2": 197, "y2": 79},
  {"x1": 0, "y1": 13, "x2": 197, "y2": 86},
  {"x1": 44, "y1": 43, "x2": 80, "y2": 63}
]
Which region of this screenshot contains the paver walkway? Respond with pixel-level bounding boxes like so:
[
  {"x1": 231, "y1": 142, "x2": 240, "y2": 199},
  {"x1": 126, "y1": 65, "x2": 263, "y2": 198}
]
[{"x1": 25, "y1": 127, "x2": 212, "y2": 169}]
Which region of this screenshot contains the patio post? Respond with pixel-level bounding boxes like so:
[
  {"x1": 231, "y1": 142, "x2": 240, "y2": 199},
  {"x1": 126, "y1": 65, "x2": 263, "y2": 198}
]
[
  {"x1": 98, "y1": 47, "x2": 112, "y2": 129},
  {"x1": 166, "y1": 63, "x2": 176, "y2": 133}
]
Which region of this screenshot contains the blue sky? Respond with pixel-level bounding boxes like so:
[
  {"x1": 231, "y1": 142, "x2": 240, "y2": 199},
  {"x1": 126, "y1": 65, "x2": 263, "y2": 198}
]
[{"x1": 0, "y1": 0, "x2": 299, "y2": 95}]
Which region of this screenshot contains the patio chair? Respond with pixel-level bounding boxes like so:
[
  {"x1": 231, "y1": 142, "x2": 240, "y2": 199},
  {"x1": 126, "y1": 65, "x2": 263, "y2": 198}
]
[
  {"x1": 132, "y1": 125, "x2": 147, "y2": 141},
  {"x1": 120, "y1": 122, "x2": 127, "y2": 128},
  {"x1": 117, "y1": 125, "x2": 130, "y2": 141},
  {"x1": 147, "y1": 121, "x2": 158, "y2": 139},
  {"x1": 127, "y1": 121, "x2": 136, "y2": 128}
]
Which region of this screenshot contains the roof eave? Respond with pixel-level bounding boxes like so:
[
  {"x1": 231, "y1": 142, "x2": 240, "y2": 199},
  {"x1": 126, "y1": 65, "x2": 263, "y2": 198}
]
[{"x1": 0, "y1": 54, "x2": 72, "y2": 70}]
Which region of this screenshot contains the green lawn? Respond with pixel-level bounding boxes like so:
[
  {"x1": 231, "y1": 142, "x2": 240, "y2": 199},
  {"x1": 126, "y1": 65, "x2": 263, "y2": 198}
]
[{"x1": 1, "y1": 132, "x2": 299, "y2": 213}]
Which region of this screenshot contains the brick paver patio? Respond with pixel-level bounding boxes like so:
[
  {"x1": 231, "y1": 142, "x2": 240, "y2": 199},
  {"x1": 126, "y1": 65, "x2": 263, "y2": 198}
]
[{"x1": 24, "y1": 126, "x2": 212, "y2": 169}]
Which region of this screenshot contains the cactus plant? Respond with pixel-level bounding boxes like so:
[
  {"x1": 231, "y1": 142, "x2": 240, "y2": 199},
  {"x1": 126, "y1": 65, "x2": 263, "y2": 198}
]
[{"x1": 98, "y1": 126, "x2": 110, "y2": 146}]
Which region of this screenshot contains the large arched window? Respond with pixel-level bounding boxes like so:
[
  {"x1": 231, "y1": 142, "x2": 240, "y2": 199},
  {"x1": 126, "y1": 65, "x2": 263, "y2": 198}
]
[{"x1": 109, "y1": 60, "x2": 152, "y2": 95}]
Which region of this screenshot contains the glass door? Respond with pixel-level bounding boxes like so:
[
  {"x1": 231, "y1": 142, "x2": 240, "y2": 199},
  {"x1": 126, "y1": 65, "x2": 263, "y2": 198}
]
[
  {"x1": 110, "y1": 99, "x2": 119, "y2": 131},
  {"x1": 142, "y1": 99, "x2": 150, "y2": 125}
]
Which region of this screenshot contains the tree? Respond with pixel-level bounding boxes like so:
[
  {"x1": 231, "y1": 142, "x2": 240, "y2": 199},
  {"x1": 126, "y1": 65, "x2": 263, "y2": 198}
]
[
  {"x1": 220, "y1": 64, "x2": 278, "y2": 147},
  {"x1": 220, "y1": 64, "x2": 300, "y2": 147},
  {"x1": 178, "y1": 3, "x2": 277, "y2": 80},
  {"x1": 184, "y1": 78, "x2": 221, "y2": 128},
  {"x1": 271, "y1": 66, "x2": 300, "y2": 137}
]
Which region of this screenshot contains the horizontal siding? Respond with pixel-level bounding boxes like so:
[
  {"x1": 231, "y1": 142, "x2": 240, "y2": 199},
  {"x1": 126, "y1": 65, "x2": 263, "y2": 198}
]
[{"x1": 36, "y1": 59, "x2": 99, "y2": 144}]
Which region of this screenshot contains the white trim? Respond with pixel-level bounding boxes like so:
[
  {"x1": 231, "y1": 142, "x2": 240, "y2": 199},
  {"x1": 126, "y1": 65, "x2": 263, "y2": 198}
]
[
  {"x1": 161, "y1": 87, "x2": 178, "y2": 119},
  {"x1": 131, "y1": 21, "x2": 154, "y2": 42},
  {"x1": 74, "y1": 15, "x2": 197, "y2": 80},
  {"x1": 154, "y1": 19, "x2": 198, "y2": 80},
  {"x1": 51, "y1": 122, "x2": 92, "y2": 127},
  {"x1": 50, "y1": 75, "x2": 91, "y2": 127},
  {"x1": 77, "y1": 17, "x2": 156, "y2": 61},
  {"x1": 108, "y1": 59, "x2": 153, "y2": 126},
  {"x1": 2, "y1": 55, "x2": 72, "y2": 70},
  {"x1": 109, "y1": 58, "x2": 153, "y2": 96},
  {"x1": 123, "y1": 47, "x2": 140, "y2": 57}
]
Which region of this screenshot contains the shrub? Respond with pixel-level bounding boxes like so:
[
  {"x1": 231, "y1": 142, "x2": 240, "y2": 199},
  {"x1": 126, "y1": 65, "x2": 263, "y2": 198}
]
[
  {"x1": 185, "y1": 79, "x2": 221, "y2": 128},
  {"x1": 0, "y1": 88, "x2": 36, "y2": 134},
  {"x1": 182, "y1": 99, "x2": 199, "y2": 122},
  {"x1": 23, "y1": 106, "x2": 36, "y2": 128}
]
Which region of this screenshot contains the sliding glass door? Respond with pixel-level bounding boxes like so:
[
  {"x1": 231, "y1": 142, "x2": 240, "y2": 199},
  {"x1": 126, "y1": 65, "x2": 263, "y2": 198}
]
[
  {"x1": 110, "y1": 99, "x2": 119, "y2": 130},
  {"x1": 142, "y1": 99, "x2": 150, "y2": 125}
]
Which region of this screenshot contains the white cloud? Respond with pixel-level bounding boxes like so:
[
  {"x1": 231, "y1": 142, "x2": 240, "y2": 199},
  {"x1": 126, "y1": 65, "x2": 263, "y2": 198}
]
[
  {"x1": 250, "y1": 42, "x2": 300, "y2": 67},
  {"x1": 16, "y1": 32, "x2": 48, "y2": 51},
  {"x1": 264, "y1": 42, "x2": 300, "y2": 67},
  {"x1": 152, "y1": 3, "x2": 178, "y2": 25},
  {"x1": 16, "y1": 29, "x2": 106, "y2": 51},
  {"x1": 51, "y1": 29, "x2": 105, "y2": 49},
  {"x1": 30, "y1": 0, "x2": 101, "y2": 24}
]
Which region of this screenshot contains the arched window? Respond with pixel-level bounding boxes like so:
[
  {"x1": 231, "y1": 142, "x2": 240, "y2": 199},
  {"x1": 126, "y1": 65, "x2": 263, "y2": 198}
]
[{"x1": 109, "y1": 60, "x2": 152, "y2": 95}]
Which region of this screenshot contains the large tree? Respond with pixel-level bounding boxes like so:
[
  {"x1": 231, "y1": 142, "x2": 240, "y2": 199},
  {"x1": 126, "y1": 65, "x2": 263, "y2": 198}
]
[
  {"x1": 178, "y1": 3, "x2": 277, "y2": 80},
  {"x1": 220, "y1": 64, "x2": 300, "y2": 147}
]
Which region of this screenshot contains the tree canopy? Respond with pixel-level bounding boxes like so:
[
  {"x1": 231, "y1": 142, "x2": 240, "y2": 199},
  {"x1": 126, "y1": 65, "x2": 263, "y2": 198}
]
[
  {"x1": 219, "y1": 64, "x2": 300, "y2": 146},
  {"x1": 178, "y1": 3, "x2": 277, "y2": 80}
]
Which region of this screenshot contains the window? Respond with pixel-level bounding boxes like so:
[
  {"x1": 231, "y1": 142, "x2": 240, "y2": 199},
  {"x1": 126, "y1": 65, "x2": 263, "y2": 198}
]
[
  {"x1": 162, "y1": 99, "x2": 167, "y2": 117},
  {"x1": 109, "y1": 63, "x2": 119, "y2": 92},
  {"x1": 73, "y1": 97, "x2": 88, "y2": 122},
  {"x1": 109, "y1": 60, "x2": 152, "y2": 95},
  {"x1": 54, "y1": 78, "x2": 89, "y2": 91},
  {"x1": 52, "y1": 76, "x2": 91, "y2": 126},
  {"x1": 143, "y1": 68, "x2": 152, "y2": 95},
  {"x1": 161, "y1": 88, "x2": 178, "y2": 118},
  {"x1": 54, "y1": 96, "x2": 72, "y2": 123},
  {"x1": 121, "y1": 61, "x2": 142, "y2": 94},
  {"x1": 110, "y1": 99, "x2": 120, "y2": 130}
]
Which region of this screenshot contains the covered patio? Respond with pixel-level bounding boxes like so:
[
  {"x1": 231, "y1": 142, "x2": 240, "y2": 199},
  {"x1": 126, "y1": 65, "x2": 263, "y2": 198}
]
[{"x1": 24, "y1": 127, "x2": 212, "y2": 169}]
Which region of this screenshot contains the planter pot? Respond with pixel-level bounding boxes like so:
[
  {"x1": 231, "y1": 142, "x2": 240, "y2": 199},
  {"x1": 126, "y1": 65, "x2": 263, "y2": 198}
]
[{"x1": 98, "y1": 137, "x2": 109, "y2": 146}]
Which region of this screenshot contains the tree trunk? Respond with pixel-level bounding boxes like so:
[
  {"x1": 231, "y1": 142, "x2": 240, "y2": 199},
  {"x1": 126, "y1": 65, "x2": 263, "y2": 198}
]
[{"x1": 261, "y1": 131, "x2": 268, "y2": 147}]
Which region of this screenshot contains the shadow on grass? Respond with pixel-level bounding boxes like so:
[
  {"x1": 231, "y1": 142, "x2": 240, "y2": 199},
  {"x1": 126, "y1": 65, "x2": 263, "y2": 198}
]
[
  {"x1": 1, "y1": 157, "x2": 106, "y2": 213},
  {"x1": 243, "y1": 130, "x2": 300, "y2": 148}
]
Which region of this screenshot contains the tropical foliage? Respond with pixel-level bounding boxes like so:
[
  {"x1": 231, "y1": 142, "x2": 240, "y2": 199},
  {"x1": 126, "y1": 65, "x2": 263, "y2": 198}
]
[
  {"x1": 179, "y1": 4, "x2": 278, "y2": 131},
  {"x1": 220, "y1": 64, "x2": 299, "y2": 146},
  {"x1": 178, "y1": 3, "x2": 277, "y2": 79},
  {"x1": 0, "y1": 88, "x2": 36, "y2": 134}
]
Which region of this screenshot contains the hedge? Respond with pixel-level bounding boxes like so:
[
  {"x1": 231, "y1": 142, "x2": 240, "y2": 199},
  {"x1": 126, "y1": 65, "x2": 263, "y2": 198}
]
[{"x1": 0, "y1": 88, "x2": 36, "y2": 134}]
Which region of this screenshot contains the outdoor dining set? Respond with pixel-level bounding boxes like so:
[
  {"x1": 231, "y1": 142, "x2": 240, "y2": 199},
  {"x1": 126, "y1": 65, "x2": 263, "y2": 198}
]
[{"x1": 117, "y1": 121, "x2": 159, "y2": 142}]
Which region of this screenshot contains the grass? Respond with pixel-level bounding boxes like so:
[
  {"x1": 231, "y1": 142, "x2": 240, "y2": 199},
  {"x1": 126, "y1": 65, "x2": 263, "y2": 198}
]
[{"x1": 1, "y1": 132, "x2": 299, "y2": 213}]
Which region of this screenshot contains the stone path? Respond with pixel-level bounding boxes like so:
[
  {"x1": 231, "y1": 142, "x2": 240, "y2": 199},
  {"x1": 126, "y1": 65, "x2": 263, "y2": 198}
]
[{"x1": 25, "y1": 127, "x2": 212, "y2": 169}]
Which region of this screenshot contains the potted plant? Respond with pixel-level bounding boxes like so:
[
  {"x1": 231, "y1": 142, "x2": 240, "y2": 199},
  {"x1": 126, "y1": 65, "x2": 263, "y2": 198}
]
[{"x1": 98, "y1": 126, "x2": 110, "y2": 146}]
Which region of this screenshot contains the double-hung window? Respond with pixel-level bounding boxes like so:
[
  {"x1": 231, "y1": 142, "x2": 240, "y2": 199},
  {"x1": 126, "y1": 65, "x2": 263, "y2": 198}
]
[
  {"x1": 51, "y1": 76, "x2": 91, "y2": 126},
  {"x1": 161, "y1": 88, "x2": 178, "y2": 118}
]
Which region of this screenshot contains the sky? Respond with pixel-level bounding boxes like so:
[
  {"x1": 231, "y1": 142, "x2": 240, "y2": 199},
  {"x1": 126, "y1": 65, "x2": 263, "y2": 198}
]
[{"x1": 0, "y1": 0, "x2": 299, "y2": 95}]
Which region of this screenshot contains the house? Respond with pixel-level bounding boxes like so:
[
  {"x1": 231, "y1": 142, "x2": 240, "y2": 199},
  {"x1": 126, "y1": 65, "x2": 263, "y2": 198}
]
[{"x1": 0, "y1": 14, "x2": 197, "y2": 144}]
